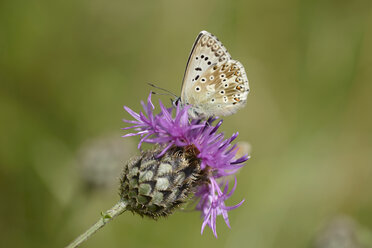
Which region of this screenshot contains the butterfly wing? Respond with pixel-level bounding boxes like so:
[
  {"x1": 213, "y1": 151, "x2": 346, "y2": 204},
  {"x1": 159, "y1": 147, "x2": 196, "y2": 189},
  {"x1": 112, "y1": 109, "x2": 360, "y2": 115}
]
[
  {"x1": 181, "y1": 31, "x2": 249, "y2": 118},
  {"x1": 181, "y1": 31, "x2": 231, "y2": 101}
]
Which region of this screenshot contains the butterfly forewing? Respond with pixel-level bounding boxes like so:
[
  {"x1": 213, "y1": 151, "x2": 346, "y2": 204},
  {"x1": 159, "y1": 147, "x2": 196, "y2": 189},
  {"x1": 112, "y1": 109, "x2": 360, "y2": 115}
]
[
  {"x1": 181, "y1": 31, "x2": 231, "y2": 101},
  {"x1": 181, "y1": 31, "x2": 249, "y2": 118}
]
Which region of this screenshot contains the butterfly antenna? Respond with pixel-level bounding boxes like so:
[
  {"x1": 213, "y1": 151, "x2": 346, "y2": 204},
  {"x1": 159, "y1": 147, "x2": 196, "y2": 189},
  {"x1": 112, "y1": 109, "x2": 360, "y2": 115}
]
[
  {"x1": 147, "y1": 83, "x2": 178, "y2": 98},
  {"x1": 151, "y1": 92, "x2": 174, "y2": 96}
]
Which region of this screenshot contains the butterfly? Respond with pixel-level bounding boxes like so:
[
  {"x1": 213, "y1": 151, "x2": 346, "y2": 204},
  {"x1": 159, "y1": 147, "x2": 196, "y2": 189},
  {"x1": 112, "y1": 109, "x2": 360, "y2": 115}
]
[{"x1": 177, "y1": 30, "x2": 250, "y2": 119}]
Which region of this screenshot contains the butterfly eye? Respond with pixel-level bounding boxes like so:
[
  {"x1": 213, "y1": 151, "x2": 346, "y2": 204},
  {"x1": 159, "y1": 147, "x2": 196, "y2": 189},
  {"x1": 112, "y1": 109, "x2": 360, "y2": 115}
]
[
  {"x1": 224, "y1": 83, "x2": 229, "y2": 88},
  {"x1": 201, "y1": 77, "x2": 206, "y2": 83},
  {"x1": 195, "y1": 87, "x2": 201, "y2": 92},
  {"x1": 209, "y1": 76, "x2": 214, "y2": 80},
  {"x1": 223, "y1": 96, "x2": 228, "y2": 103},
  {"x1": 211, "y1": 98, "x2": 215, "y2": 103},
  {"x1": 220, "y1": 74, "x2": 225, "y2": 78},
  {"x1": 219, "y1": 90, "x2": 225, "y2": 95},
  {"x1": 212, "y1": 44, "x2": 219, "y2": 51}
]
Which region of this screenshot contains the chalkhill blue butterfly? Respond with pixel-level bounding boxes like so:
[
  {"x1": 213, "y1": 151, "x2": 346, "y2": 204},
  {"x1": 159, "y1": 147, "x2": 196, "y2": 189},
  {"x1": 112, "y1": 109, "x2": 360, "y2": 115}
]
[{"x1": 177, "y1": 30, "x2": 250, "y2": 119}]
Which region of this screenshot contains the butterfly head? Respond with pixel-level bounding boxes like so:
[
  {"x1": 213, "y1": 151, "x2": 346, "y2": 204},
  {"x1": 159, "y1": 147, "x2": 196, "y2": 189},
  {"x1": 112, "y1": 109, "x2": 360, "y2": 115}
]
[{"x1": 172, "y1": 97, "x2": 182, "y2": 108}]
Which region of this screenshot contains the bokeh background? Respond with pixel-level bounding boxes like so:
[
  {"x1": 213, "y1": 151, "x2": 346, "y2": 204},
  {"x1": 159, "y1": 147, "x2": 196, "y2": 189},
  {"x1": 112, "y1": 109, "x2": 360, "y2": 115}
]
[{"x1": 1, "y1": 0, "x2": 372, "y2": 247}]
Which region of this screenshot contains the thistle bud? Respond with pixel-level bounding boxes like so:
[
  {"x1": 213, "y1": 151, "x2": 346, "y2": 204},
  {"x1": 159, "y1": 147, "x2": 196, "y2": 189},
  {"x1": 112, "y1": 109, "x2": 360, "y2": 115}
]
[{"x1": 119, "y1": 145, "x2": 206, "y2": 219}]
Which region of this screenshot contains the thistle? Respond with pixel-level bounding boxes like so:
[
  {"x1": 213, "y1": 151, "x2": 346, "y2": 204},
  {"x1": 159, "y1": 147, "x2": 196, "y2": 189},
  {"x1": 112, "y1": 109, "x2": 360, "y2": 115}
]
[
  {"x1": 66, "y1": 92, "x2": 249, "y2": 248},
  {"x1": 120, "y1": 144, "x2": 206, "y2": 218},
  {"x1": 121, "y1": 92, "x2": 249, "y2": 237}
]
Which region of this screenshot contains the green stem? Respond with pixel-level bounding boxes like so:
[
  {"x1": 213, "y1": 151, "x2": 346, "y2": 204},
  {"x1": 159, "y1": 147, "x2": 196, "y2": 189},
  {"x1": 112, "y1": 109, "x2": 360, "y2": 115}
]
[{"x1": 65, "y1": 200, "x2": 127, "y2": 248}]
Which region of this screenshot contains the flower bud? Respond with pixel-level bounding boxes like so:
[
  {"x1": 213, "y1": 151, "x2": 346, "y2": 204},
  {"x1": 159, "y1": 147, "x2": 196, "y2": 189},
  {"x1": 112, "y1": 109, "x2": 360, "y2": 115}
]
[
  {"x1": 119, "y1": 145, "x2": 206, "y2": 219},
  {"x1": 78, "y1": 134, "x2": 134, "y2": 191}
]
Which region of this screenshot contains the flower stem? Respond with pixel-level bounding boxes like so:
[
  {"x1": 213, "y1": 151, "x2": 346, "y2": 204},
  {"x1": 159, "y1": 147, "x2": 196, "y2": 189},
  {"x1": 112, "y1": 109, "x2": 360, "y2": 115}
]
[{"x1": 66, "y1": 200, "x2": 128, "y2": 248}]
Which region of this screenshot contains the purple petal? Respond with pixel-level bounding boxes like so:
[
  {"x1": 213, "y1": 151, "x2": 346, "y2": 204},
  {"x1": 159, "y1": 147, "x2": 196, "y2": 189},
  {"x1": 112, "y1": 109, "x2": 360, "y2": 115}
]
[
  {"x1": 222, "y1": 210, "x2": 231, "y2": 228},
  {"x1": 123, "y1": 106, "x2": 141, "y2": 121},
  {"x1": 226, "y1": 177, "x2": 238, "y2": 198},
  {"x1": 211, "y1": 209, "x2": 217, "y2": 237},
  {"x1": 210, "y1": 120, "x2": 223, "y2": 135},
  {"x1": 231, "y1": 155, "x2": 250, "y2": 164},
  {"x1": 201, "y1": 207, "x2": 211, "y2": 234},
  {"x1": 221, "y1": 199, "x2": 245, "y2": 211},
  {"x1": 147, "y1": 92, "x2": 155, "y2": 110},
  {"x1": 156, "y1": 142, "x2": 173, "y2": 158}
]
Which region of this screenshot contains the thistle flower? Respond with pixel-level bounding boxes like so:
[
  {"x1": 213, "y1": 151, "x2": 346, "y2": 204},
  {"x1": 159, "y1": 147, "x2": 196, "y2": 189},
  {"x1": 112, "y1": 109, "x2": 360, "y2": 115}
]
[{"x1": 121, "y1": 92, "x2": 249, "y2": 237}]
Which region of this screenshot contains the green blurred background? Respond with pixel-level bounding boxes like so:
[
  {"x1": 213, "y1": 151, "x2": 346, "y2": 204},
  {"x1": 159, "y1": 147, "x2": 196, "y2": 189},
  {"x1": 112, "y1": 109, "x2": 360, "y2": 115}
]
[{"x1": 1, "y1": 0, "x2": 372, "y2": 247}]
